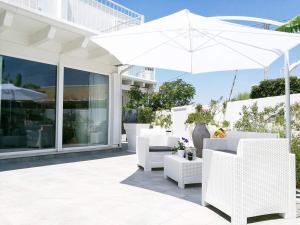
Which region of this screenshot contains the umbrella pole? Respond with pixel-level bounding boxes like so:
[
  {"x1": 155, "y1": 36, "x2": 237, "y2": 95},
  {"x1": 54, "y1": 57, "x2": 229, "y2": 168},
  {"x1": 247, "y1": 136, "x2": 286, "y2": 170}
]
[{"x1": 284, "y1": 51, "x2": 291, "y2": 153}]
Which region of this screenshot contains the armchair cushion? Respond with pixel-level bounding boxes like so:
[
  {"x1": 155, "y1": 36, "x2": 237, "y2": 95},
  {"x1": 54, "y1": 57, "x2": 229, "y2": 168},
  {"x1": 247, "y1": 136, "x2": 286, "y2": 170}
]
[{"x1": 149, "y1": 146, "x2": 173, "y2": 152}]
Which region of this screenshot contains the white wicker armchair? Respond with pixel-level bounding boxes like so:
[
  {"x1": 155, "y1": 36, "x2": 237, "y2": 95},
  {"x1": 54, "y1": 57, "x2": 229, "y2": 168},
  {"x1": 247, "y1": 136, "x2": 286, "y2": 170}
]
[
  {"x1": 202, "y1": 138, "x2": 296, "y2": 225},
  {"x1": 204, "y1": 131, "x2": 278, "y2": 153},
  {"x1": 136, "y1": 129, "x2": 179, "y2": 172}
]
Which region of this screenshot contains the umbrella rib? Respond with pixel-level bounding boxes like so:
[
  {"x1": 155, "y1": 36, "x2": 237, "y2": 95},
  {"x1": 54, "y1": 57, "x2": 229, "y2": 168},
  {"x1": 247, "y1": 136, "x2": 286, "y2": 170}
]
[
  {"x1": 198, "y1": 30, "x2": 266, "y2": 68},
  {"x1": 186, "y1": 10, "x2": 193, "y2": 73},
  {"x1": 160, "y1": 31, "x2": 190, "y2": 51},
  {"x1": 192, "y1": 31, "x2": 224, "y2": 52},
  {"x1": 194, "y1": 27, "x2": 282, "y2": 56},
  {"x1": 195, "y1": 27, "x2": 300, "y2": 38},
  {"x1": 92, "y1": 28, "x2": 187, "y2": 39},
  {"x1": 124, "y1": 31, "x2": 189, "y2": 65}
]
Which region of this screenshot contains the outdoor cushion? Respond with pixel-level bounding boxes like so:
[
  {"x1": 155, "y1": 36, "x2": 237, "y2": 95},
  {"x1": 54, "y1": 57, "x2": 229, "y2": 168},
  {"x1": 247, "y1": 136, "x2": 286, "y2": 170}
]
[
  {"x1": 149, "y1": 146, "x2": 173, "y2": 152},
  {"x1": 214, "y1": 149, "x2": 237, "y2": 154}
]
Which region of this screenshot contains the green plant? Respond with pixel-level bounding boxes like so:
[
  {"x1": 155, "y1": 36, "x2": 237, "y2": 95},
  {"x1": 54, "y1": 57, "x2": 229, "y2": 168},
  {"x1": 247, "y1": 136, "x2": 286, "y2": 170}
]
[
  {"x1": 234, "y1": 102, "x2": 300, "y2": 188},
  {"x1": 276, "y1": 15, "x2": 300, "y2": 33},
  {"x1": 137, "y1": 107, "x2": 155, "y2": 124},
  {"x1": 222, "y1": 120, "x2": 230, "y2": 128},
  {"x1": 173, "y1": 137, "x2": 189, "y2": 153},
  {"x1": 153, "y1": 112, "x2": 172, "y2": 129},
  {"x1": 292, "y1": 137, "x2": 300, "y2": 188},
  {"x1": 234, "y1": 103, "x2": 285, "y2": 135},
  {"x1": 126, "y1": 86, "x2": 147, "y2": 109},
  {"x1": 186, "y1": 104, "x2": 213, "y2": 125},
  {"x1": 231, "y1": 92, "x2": 250, "y2": 101},
  {"x1": 158, "y1": 79, "x2": 196, "y2": 110},
  {"x1": 250, "y1": 77, "x2": 300, "y2": 99}
]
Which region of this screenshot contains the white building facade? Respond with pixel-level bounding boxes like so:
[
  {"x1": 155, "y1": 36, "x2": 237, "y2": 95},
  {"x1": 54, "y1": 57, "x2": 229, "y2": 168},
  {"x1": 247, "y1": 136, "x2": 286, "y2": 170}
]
[{"x1": 0, "y1": 0, "x2": 156, "y2": 158}]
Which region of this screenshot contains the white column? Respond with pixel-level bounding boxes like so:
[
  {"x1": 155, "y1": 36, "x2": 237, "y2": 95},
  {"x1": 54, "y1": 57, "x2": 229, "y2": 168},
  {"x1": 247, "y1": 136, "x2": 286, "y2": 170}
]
[
  {"x1": 56, "y1": 60, "x2": 64, "y2": 151},
  {"x1": 284, "y1": 51, "x2": 291, "y2": 152},
  {"x1": 111, "y1": 72, "x2": 122, "y2": 147}
]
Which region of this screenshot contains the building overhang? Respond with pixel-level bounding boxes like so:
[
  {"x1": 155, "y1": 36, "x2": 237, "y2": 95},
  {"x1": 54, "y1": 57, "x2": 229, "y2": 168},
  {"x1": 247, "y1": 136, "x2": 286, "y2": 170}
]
[{"x1": 0, "y1": 1, "x2": 120, "y2": 67}]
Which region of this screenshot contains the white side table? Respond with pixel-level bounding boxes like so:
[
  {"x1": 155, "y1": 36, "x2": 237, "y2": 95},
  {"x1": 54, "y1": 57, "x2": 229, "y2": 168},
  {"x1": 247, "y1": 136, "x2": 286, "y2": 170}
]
[{"x1": 164, "y1": 155, "x2": 202, "y2": 189}]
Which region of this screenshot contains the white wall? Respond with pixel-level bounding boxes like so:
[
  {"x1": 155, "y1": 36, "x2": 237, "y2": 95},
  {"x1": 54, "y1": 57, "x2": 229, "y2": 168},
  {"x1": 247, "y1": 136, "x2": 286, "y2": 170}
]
[
  {"x1": 171, "y1": 105, "x2": 195, "y2": 143},
  {"x1": 169, "y1": 94, "x2": 300, "y2": 141},
  {"x1": 225, "y1": 93, "x2": 300, "y2": 127}
]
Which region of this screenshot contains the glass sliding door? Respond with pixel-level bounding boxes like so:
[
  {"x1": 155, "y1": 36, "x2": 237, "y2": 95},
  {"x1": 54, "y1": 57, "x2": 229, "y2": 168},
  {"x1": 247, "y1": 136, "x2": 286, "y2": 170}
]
[
  {"x1": 0, "y1": 56, "x2": 57, "y2": 152},
  {"x1": 63, "y1": 68, "x2": 109, "y2": 147}
]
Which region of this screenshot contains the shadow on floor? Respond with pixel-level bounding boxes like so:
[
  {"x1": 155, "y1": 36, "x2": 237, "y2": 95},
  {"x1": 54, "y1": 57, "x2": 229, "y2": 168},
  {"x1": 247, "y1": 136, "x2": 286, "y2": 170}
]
[
  {"x1": 121, "y1": 167, "x2": 203, "y2": 205},
  {"x1": 0, "y1": 148, "x2": 134, "y2": 172},
  {"x1": 121, "y1": 167, "x2": 297, "y2": 223}
]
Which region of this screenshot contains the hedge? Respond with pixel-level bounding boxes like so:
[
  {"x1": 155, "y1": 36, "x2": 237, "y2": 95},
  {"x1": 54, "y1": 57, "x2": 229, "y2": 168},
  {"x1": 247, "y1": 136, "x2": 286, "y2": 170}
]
[
  {"x1": 250, "y1": 76, "x2": 300, "y2": 99},
  {"x1": 292, "y1": 138, "x2": 300, "y2": 188}
]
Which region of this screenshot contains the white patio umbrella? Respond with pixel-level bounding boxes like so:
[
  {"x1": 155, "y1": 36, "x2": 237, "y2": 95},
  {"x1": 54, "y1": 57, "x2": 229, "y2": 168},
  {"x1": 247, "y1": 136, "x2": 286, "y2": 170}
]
[
  {"x1": 1, "y1": 83, "x2": 46, "y2": 132},
  {"x1": 1, "y1": 83, "x2": 46, "y2": 101},
  {"x1": 91, "y1": 9, "x2": 300, "y2": 151}
]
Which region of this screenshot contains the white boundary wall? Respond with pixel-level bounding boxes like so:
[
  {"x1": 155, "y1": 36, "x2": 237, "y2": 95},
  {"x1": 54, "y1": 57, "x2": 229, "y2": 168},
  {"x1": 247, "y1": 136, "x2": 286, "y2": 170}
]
[
  {"x1": 225, "y1": 93, "x2": 300, "y2": 127},
  {"x1": 169, "y1": 94, "x2": 300, "y2": 141}
]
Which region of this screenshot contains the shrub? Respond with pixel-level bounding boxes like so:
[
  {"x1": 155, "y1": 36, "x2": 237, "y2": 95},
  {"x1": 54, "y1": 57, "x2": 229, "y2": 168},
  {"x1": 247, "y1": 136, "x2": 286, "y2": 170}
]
[
  {"x1": 153, "y1": 111, "x2": 172, "y2": 129},
  {"x1": 137, "y1": 107, "x2": 155, "y2": 124},
  {"x1": 292, "y1": 137, "x2": 300, "y2": 188},
  {"x1": 250, "y1": 76, "x2": 300, "y2": 99},
  {"x1": 126, "y1": 86, "x2": 147, "y2": 109},
  {"x1": 231, "y1": 92, "x2": 250, "y2": 101},
  {"x1": 186, "y1": 104, "x2": 213, "y2": 125}
]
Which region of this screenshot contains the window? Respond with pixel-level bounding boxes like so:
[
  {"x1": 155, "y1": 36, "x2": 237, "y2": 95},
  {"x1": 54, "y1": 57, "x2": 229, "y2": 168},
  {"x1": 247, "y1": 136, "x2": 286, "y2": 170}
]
[
  {"x1": 63, "y1": 68, "x2": 109, "y2": 147},
  {"x1": 0, "y1": 56, "x2": 57, "y2": 152}
]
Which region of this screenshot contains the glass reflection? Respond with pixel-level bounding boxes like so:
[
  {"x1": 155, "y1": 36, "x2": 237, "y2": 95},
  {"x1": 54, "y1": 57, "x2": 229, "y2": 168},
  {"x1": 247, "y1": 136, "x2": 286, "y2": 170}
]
[
  {"x1": 63, "y1": 68, "x2": 109, "y2": 147},
  {"x1": 0, "y1": 56, "x2": 57, "y2": 152}
]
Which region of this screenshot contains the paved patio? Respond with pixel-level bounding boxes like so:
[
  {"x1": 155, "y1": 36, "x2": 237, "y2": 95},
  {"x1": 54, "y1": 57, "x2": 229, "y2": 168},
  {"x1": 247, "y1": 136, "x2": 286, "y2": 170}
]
[{"x1": 0, "y1": 149, "x2": 299, "y2": 225}]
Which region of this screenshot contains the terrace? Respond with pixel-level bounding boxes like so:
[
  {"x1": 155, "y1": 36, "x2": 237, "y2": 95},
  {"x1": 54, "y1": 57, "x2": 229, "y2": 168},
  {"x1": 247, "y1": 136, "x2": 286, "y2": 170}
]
[
  {"x1": 3, "y1": 0, "x2": 144, "y2": 33},
  {"x1": 0, "y1": 148, "x2": 299, "y2": 225}
]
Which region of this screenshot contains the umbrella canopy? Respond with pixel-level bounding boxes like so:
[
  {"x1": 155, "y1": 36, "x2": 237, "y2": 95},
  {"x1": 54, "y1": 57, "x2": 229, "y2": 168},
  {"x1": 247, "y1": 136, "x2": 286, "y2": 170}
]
[
  {"x1": 91, "y1": 9, "x2": 300, "y2": 74},
  {"x1": 1, "y1": 83, "x2": 46, "y2": 101}
]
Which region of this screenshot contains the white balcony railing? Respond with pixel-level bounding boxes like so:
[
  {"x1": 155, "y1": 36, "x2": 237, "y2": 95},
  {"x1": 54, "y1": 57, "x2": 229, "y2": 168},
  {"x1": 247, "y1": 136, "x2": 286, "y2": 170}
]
[
  {"x1": 123, "y1": 66, "x2": 155, "y2": 81},
  {"x1": 3, "y1": 0, "x2": 144, "y2": 33}
]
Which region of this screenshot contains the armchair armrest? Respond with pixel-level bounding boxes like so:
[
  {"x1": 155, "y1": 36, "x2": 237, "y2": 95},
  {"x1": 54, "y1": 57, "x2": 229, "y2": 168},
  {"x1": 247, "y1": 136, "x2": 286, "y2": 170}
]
[
  {"x1": 167, "y1": 136, "x2": 180, "y2": 148},
  {"x1": 202, "y1": 149, "x2": 237, "y2": 212},
  {"x1": 203, "y1": 138, "x2": 228, "y2": 150},
  {"x1": 136, "y1": 136, "x2": 150, "y2": 167}
]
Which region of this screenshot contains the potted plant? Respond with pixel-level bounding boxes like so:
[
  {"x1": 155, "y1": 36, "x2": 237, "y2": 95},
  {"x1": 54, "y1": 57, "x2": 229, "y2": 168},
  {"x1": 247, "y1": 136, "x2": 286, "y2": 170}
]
[
  {"x1": 173, "y1": 137, "x2": 189, "y2": 158},
  {"x1": 123, "y1": 86, "x2": 156, "y2": 152},
  {"x1": 186, "y1": 104, "x2": 213, "y2": 158}
]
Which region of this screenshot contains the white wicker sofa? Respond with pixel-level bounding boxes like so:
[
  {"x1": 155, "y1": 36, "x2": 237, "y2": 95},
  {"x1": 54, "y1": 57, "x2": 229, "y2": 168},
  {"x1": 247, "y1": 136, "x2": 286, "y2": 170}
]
[
  {"x1": 202, "y1": 131, "x2": 296, "y2": 225},
  {"x1": 136, "y1": 129, "x2": 179, "y2": 172}
]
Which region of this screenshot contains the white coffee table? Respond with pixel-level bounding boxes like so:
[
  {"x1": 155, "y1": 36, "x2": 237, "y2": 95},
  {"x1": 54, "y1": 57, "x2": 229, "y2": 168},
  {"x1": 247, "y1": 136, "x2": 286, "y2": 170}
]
[{"x1": 164, "y1": 155, "x2": 202, "y2": 189}]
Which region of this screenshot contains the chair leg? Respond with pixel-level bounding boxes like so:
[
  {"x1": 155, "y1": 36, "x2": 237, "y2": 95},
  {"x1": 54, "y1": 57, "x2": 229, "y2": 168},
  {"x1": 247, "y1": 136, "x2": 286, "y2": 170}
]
[
  {"x1": 280, "y1": 209, "x2": 296, "y2": 219},
  {"x1": 178, "y1": 180, "x2": 185, "y2": 189},
  {"x1": 144, "y1": 166, "x2": 151, "y2": 172},
  {"x1": 231, "y1": 215, "x2": 247, "y2": 225},
  {"x1": 201, "y1": 200, "x2": 209, "y2": 207}
]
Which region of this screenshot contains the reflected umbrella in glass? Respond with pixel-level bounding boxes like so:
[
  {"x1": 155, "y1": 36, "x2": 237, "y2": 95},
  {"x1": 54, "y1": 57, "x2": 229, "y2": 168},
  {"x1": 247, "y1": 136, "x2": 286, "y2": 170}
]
[{"x1": 1, "y1": 83, "x2": 47, "y2": 133}]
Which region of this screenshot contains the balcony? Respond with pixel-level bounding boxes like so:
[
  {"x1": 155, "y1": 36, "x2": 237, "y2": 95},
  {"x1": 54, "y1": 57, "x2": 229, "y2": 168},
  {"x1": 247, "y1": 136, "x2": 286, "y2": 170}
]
[
  {"x1": 121, "y1": 66, "x2": 156, "y2": 91},
  {"x1": 2, "y1": 0, "x2": 144, "y2": 33}
]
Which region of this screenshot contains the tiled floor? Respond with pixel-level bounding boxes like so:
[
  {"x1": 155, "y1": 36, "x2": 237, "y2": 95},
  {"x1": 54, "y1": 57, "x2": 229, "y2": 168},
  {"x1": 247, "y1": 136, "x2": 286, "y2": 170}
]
[{"x1": 0, "y1": 149, "x2": 299, "y2": 225}]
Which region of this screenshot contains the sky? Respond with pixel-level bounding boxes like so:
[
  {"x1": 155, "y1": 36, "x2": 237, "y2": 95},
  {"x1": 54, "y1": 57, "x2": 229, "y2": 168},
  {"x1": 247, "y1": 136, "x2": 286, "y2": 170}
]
[{"x1": 116, "y1": 0, "x2": 300, "y2": 104}]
